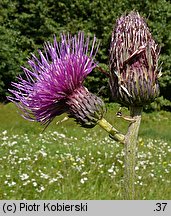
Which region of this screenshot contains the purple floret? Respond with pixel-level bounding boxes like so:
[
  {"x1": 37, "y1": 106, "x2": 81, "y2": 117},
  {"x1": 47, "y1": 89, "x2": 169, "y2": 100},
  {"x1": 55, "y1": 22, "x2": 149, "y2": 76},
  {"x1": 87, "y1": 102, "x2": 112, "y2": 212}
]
[{"x1": 8, "y1": 32, "x2": 99, "y2": 124}]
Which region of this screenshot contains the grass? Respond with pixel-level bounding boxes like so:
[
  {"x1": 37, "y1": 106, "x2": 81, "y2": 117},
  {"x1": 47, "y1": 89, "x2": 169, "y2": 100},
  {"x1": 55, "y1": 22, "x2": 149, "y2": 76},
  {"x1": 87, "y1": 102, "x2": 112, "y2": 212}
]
[{"x1": 0, "y1": 102, "x2": 171, "y2": 200}]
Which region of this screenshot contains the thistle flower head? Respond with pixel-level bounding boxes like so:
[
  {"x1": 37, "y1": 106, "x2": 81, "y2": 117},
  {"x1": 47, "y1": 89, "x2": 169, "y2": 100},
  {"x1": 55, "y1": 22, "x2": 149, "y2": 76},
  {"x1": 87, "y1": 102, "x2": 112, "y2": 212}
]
[
  {"x1": 109, "y1": 11, "x2": 161, "y2": 107},
  {"x1": 8, "y1": 32, "x2": 106, "y2": 127}
]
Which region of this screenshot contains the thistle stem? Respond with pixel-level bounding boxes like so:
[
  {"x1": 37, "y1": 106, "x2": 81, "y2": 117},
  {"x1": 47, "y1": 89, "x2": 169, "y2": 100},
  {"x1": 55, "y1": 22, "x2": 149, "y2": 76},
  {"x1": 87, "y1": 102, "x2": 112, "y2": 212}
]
[
  {"x1": 98, "y1": 118, "x2": 125, "y2": 143},
  {"x1": 124, "y1": 106, "x2": 143, "y2": 199}
]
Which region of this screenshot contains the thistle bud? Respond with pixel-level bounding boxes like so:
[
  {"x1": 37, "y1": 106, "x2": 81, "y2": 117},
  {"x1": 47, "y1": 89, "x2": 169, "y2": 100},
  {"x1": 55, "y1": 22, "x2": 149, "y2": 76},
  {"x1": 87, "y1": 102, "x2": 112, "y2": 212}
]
[
  {"x1": 67, "y1": 86, "x2": 106, "y2": 128},
  {"x1": 109, "y1": 12, "x2": 160, "y2": 107}
]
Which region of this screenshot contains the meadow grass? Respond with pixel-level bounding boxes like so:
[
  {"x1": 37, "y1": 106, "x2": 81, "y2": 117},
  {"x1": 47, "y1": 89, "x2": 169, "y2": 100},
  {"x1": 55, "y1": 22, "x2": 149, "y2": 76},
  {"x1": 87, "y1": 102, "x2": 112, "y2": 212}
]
[{"x1": 0, "y1": 103, "x2": 171, "y2": 200}]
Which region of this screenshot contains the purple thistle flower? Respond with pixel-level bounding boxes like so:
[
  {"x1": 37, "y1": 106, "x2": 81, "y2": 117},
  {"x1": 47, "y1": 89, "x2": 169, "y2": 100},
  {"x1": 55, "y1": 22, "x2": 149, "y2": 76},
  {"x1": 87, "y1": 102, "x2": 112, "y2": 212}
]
[
  {"x1": 8, "y1": 32, "x2": 106, "y2": 127},
  {"x1": 109, "y1": 12, "x2": 161, "y2": 107}
]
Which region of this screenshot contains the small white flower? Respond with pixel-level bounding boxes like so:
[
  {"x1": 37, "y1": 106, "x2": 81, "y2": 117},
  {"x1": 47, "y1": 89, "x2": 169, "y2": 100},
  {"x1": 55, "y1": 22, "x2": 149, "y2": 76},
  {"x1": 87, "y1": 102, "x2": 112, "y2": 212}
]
[
  {"x1": 108, "y1": 165, "x2": 115, "y2": 173},
  {"x1": 2, "y1": 130, "x2": 7, "y2": 135},
  {"x1": 80, "y1": 177, "x2": 88, "y2": 184},
  {"x1": 108, "y1": 168, "x2": 113, "y2": 173},
  {"x1": 39, "y1": 149, "x2": 47, "y2": 157},
  {"x1": 23, "y1": 180, "x2": 30, "y2": 186},
  {"x1": 4, "y1": 180, "x2": 8, "y2": 185},
  {"x1": 59, "y1": 133, "x2": 66, "y2": 138},
  {"x1": 8, "y1": 141, "x2": 17, "y2": 146},
  {"x1": 150, "y1": 173, "x2": 154, "y2": 177},
  {"x1": 39, "y1": 170, "x2": 49, "y2": 179},
  {"x1": 20, "y1": 173, "x2": 29, "y2": 181},
  {"x1": 9, "y1": 181, "x2": 16, "y2": 187},
  {"x1": 2, "y1": 136, "x2": 8, "y2": 141},
  {"x1": 165, "y1": 169, "x2": 169, "y2": 174},
  {"x1": 81, "y1": 171, "x2": 88, "y2": 176},
  {"x1": 40, "y1": 186, "x2": 45, "y2": 191},
  {"x1": 38, "y1": 186, "x2": 45, "y2": 192},
  {"x1": 135, "y1": 166, "x2": 139, "y2": 171},
  {"x1": 118, "y1": 159, "x2": 123, "y2": 165},
  {"x1": 33, "y1": 182, "x2": 37, "y2": 187},
  {"x1": 49, "y1": 178, "x2": 58, "y2": 184}
]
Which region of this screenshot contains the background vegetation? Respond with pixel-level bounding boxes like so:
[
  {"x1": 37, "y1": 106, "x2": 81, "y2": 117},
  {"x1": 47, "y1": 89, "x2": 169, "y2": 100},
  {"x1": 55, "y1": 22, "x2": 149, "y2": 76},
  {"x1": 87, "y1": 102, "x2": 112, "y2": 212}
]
[
  {"x1": 0, "y1": 0, "x2": 171, "y2": 110},
  {"x1": 0, "y1": 103, "x2": 171, "y2": 199}
]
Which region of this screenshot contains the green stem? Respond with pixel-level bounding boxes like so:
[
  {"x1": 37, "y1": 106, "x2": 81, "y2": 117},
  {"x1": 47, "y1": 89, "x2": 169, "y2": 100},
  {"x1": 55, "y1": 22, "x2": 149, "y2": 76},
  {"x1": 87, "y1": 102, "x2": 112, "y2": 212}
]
[
  {"x1": 124, "y1": 106, "x2": 143, "y2": 200},
  {"x1": 98, "y1": 118, "x2": 125, "y2": 144}
]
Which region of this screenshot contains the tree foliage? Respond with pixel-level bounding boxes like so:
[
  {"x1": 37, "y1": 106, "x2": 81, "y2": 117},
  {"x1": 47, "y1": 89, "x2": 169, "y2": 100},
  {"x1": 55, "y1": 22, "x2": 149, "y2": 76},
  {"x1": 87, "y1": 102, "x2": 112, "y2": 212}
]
[{"x1": 0, "y1": 0, "x2": 171, "y2": 109}]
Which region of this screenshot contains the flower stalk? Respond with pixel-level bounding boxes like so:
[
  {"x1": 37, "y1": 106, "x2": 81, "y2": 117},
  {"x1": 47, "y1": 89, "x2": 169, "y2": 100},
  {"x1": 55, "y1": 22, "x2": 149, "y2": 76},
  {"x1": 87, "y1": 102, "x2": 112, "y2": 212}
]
[
  {"x1": 124, "y1": 106, "x2": 142, "y2": 199},
  {"x1": 98, "y1": 118, "x2": 125, "y2": 143}
]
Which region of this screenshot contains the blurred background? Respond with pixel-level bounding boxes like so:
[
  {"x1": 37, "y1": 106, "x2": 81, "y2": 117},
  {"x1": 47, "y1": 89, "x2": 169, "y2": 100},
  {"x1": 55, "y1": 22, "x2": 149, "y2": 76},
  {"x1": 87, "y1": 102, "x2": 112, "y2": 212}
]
[{"x1": 0, "y1": 0, "x2": 171, "y2": 111}]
